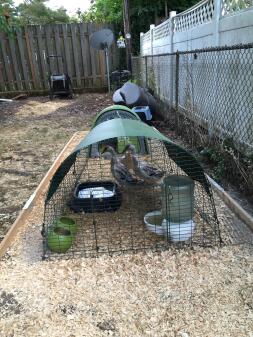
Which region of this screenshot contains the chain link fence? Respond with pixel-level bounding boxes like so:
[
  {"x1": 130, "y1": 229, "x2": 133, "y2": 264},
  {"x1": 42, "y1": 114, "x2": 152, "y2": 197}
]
[{"x1": 132, "y1": 44, "x2": 253, "y2": 200}]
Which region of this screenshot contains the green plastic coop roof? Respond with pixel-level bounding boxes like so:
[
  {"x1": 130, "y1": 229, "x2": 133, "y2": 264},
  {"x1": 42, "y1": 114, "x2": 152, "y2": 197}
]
[
  {"x1": 76, "y1": 118, "x2": 168, "y2": 151},
  {"x1": 91, "y1": 105, "x2": 140, "y2": 128},
  {"x1": 46, "y1": 118, "x2": 211, "y2": 201}
]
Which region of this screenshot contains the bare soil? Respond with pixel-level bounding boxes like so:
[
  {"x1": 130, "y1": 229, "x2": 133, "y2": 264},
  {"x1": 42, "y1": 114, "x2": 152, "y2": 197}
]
[{"x1": 0, "y1": 94, "x2": 111, "y2": 240}]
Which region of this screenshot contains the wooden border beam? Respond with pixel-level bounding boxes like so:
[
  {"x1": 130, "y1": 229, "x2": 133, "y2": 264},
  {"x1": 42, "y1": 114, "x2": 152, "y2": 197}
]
[{"x1": 208, "y1": 175, "x2": 253, "y2": 232}]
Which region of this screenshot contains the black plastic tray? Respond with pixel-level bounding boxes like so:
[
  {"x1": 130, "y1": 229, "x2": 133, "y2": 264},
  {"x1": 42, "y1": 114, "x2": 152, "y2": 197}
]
[{"x1": 70, "y1": 181, "x2": 122, "y2": 213}]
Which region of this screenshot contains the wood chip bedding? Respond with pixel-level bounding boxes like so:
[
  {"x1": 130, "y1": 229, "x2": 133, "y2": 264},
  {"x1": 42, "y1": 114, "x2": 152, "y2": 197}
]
[
  {"x1": 0, "y1": 245, "x2": 252, "y2": 337},
  {"x1": 0, "y1": 134, "x2": 252, "y2": 337},
  {"x1": 1, "y1": 197, "x2": 253, "y2": 337}
]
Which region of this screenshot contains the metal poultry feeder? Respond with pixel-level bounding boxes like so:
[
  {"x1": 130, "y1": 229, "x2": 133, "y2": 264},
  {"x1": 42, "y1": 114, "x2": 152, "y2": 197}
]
[{"x1": 42, "y1": 118, "x2": 220, "y2": 260}]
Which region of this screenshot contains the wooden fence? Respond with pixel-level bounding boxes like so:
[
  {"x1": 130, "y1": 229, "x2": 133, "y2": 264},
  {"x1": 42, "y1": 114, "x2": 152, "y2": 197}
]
[{"x1": 0, "y1": 23, "x2": 118, "y2": 95}]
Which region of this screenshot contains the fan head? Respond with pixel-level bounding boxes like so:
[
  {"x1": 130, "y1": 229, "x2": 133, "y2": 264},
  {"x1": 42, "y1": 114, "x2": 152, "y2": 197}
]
[{"x1": 90, "y1": 29, "x2": 114, "y2": 50}]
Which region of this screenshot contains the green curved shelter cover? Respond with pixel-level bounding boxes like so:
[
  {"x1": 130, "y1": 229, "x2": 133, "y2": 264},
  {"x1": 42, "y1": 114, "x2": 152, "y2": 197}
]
[
  {"x1": 92, "y1": 105, "x2": 140, "y2": 128},
  {"x1": 46, "y1": 119, "x2": 211, "y2": 201}
]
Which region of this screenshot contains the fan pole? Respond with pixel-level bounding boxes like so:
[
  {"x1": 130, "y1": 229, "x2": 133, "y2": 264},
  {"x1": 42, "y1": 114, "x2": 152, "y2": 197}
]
[
  {"x1": 123, "y1": 0, "x2": 132, "y2": 72},
  {"x1": 105, "y1": 48, "x2": 111, "y2": 94}
]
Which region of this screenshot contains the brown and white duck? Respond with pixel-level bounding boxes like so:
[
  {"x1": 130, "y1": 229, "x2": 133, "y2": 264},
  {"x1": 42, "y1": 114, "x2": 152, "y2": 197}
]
[
  {"x1": 123, "y1": 144, "x2": 165, "y2": 184},
  {"x1": 102, "y1": 145, "x2": 143, "y2": 187}
]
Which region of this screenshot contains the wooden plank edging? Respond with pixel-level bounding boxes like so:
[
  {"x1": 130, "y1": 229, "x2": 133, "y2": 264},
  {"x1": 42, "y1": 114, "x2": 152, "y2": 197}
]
[
  {"x1": 0, "y1": 132, "x2": 86, "y2": 257},
  {"x1": 208, "y1": 175, "x2": 253, "y2": 232}
]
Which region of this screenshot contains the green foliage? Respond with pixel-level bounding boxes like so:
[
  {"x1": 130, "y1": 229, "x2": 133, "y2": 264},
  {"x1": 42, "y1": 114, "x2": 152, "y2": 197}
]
[
  {"x1": 199, "y1": 139, "x2": 253, "y2": 194},
  {"x1": 82, "y1": 0, "x2": 122, "y2": 23},
  {"x1": 82, "y1": 0, "x2": 200, "y2": 53},
  {"x1": 0, "y1": 0, "x2": 71, "y2": 29},
  {"x1": 0, "y1": 0, "x2": 17, "y2": 32},
  {"x1": 17, "y1": 0, "x2": 70, "y2": 25},
  {"x1": 199, "y1": 141, "x2": 237, "y2": 182},
  {"x1": 127, "y1": 79, "x2": 137, "y2": 84}
]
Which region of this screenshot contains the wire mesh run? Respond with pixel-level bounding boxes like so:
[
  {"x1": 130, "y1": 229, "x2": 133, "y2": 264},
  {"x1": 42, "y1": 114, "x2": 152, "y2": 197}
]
[
  {"x1": 42, "y1": 137, "x2": 220, "y2": 260},
  {"x1": 132, "y1": 44, "x2": 253, "y2": 207},
  {"x1": 132, "y1": 44, "x2": 253, "y2": 155}
]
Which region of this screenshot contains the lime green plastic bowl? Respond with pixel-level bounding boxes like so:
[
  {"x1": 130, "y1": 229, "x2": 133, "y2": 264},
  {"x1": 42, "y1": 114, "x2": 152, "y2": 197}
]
[
  {"x1": 54, "y1": 216, "x2": 77, "y2": 236},
  {"x1": 47, "y1": 227, "x2": 73, "y2": 253}
]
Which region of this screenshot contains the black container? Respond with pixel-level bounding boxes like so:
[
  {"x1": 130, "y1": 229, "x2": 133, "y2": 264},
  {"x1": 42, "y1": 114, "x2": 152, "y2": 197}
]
[
  {"x1": 113, "y1": 83, "x2": 158, "y2": 115},
  {"x1": 111, "y1": 70, "x2": 131, "y2": 89},
  {"x1": 70, "y1": 181, "x2": 122, "y2": 213}
]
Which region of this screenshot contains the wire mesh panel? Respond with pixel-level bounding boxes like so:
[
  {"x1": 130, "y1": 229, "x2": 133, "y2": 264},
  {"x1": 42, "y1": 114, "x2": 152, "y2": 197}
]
[
  {"x1": 132, "y1": 44, "x2": 253, "y2": 202},
  {"x1": 131, "y1": 56, "x2": 146, "y2": 87},
  {"x1": 132, "y1": 45, "x2": 253, "y2": 155},
  {"x1": 43, "y1": 137, "x2": 220, "y2": 260},
  {"x1": 177, "y1": 48, "x2": 253, "y2": 154},
  {"x1": 132, "y1": 53, "x2": 178, "y2": 118}
]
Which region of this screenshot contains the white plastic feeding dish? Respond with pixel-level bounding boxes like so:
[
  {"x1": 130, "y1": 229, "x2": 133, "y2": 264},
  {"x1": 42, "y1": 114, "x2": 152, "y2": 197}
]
[
  {"x1": 162, "y1": 219, "x2": 195, "y2": 242},
  {"x1": 144, "y1": 210, "x2": 164, "y2": 235}
]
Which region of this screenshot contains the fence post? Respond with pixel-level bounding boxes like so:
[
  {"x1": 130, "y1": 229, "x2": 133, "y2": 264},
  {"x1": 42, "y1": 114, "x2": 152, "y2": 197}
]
[
  {"x1": 140, "y1": 32, "x2": 144, "y2": 56},
  {"x1": 214, "y1": 0, "x2": 222, "y2": 46},
  {"x1": 169, "y1": 12, "x2": 176, "y2": 108},
  {"x1": 175, "y1": 50, "x2": 180, "y2": 130},
  {"x1": 150, "y1": 24, "x2": 155, "y2": 56},
  {"x1": 169, "y1": 11, "x2": 176, "y2": 54},
  {"x1": 145, "y1": 56, "x2": 148, "y2": 88}
]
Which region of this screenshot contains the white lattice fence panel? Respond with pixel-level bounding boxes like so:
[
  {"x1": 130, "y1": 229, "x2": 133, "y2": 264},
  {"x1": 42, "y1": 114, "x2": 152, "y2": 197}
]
[
  {"x1": 142, "y1": 31, "x2": 151, "y2": 44},
  {"x1": 174, "y1": 0, "x2": 214, "y2": 32},
  {"x1": 221, "y1": 0, "x2": 253, "y2": 16},
  {"x1": 153, "y1": 20, "x2": 171, "y2": 40}
]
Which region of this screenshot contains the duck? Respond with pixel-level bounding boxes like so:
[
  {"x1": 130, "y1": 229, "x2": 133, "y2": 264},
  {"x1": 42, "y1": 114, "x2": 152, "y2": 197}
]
[
  {"x1": 101, "y1": 145, "x2": 143, "y2": 187},
  {"x1": 123, "y1": 144, "x2": 166, "y2": 184}
]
